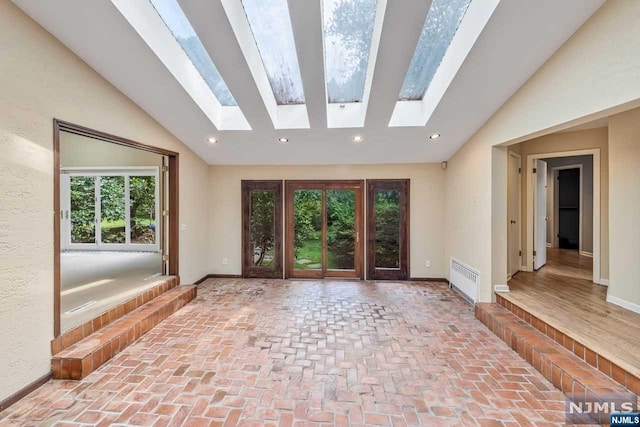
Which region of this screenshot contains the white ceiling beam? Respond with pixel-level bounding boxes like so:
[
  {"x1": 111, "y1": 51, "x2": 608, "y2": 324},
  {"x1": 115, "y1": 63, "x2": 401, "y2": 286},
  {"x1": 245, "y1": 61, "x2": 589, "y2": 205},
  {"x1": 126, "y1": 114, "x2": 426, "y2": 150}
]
[
  {"x1": 288, "y1": 0, "x2": 327, "y2": 130},
  {"x1": 364, "y1": 0, "x2": 430, "y2": 130}
]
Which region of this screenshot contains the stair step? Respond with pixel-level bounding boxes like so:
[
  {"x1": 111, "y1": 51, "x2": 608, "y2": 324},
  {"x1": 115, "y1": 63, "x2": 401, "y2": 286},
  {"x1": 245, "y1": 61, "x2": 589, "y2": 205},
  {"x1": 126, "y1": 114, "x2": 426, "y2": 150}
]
[
  {"x1": 475, "y1": 303, "x2": 633, "y2": 399},
  {"x1": 52, "y1": 285, "x2": 196, "y2": 380},
  {"x1": 52, "y1": 277, "x2": 180, "y2": 355}
]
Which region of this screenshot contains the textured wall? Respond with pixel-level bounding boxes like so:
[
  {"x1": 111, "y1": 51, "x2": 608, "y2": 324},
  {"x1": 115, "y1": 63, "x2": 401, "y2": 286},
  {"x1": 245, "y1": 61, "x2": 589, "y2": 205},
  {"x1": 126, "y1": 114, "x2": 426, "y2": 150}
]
[
  {"x1": 608, "y1": 107, "x2": 640, "y2": 308},
  {"x1": 208, "y1": 164, "x2": 446, "y2": 279},
  {"x1": 446, "y1": 0, "x2": 640, "y2": 302},
  {"x1": 0, "y1": 1, "x2": 209, "y2": 402}
]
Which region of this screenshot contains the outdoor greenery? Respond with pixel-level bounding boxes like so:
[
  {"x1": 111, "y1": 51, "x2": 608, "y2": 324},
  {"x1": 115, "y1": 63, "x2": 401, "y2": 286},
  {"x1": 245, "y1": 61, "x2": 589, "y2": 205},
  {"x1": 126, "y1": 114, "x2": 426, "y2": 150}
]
[
  {"x1": 250, "y1": 191, "x2": 275, "y2": 267},
  {"x1": 69, "y1": 175, "x2": 156, "y2": 245},
  {"x1": 374, "y1": 190, "x2": 401, "y2": 268},
  {"x1": 293, "y1": 190, "x2": 322, "y2": 268},
  {"x1": 326, "y1": 190, "x2": 355, "y2": 269},
  {"x1": 100, "y1": 176, "x2": 126, "y2": 244},
  {"x1": 129, "y1": 176, "x2": 156, "y2": 244},
  {"x1": 70, "y1": 176, "x2": 96, "y2": 243}
]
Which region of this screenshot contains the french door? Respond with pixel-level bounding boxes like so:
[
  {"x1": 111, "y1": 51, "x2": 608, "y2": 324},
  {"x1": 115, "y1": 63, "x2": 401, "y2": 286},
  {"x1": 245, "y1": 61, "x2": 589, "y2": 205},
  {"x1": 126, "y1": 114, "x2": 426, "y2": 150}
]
[
  {"x1": 285, "y1": 181, "x2": 364, "y2": 279},
  {"x1": 60, "y1": 168, "x2": 160, "y2": 252},
  {"x1": 367, "y1": 179, "x2": 409, "y2": 280}
]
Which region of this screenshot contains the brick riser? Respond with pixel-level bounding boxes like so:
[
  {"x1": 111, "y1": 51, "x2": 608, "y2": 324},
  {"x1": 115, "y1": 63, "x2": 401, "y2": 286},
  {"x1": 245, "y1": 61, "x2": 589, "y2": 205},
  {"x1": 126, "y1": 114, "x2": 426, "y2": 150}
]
[
  {"x1": 496, "y1": 294, "x2": 640, "y2": 394},
  {"x1": 52, "y1": 277, "x2": 180, "y2": 355},
  {"x1": 52, "y1": 285, "x2": 196, "y2": 380},
  {"x1": 475, "y1": 303, "x2": 640, "y2": 400}
]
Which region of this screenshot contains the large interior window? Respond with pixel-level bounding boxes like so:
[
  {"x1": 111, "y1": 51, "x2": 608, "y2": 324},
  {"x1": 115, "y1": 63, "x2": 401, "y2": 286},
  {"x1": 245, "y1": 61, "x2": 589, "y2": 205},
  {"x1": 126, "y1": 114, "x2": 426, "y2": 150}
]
[
  {"x1": 55, "y1": 124, "x2": 178, "y2": 335},
  {"x1": 367, "y1": 179, "x2": 409, "y2": 280}
]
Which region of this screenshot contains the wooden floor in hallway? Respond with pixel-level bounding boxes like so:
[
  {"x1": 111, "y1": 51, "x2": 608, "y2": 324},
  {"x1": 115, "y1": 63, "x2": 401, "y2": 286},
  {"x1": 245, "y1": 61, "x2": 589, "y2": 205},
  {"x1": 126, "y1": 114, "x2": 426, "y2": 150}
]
[
  {"x1": 1, "y1": 279, "x2": 570, "y2": 426},
  {"x1": 504, "y1": 248, "x2": 640, "y2": 380}
]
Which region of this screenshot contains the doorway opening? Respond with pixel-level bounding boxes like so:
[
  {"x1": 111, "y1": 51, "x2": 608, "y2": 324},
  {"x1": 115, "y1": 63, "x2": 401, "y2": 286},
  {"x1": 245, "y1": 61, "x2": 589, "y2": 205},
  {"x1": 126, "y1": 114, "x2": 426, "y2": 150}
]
[
  {"x1": 528, "y1": 151, "x2": 598, "y2": 283},
  {"x1": 285, "y1": 181, "x2": 364, "y2": 279},
  {"x1": 54, "y1": 120, "x2": 179, "y2": 335}
]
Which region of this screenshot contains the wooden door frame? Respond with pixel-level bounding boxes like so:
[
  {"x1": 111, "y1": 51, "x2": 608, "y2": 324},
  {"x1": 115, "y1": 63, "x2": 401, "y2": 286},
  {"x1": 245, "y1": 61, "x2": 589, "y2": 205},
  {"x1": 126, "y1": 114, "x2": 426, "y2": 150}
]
[
  {"x1": 525, "y1": 149, "x2": 601, "y2": 284},
  {"x1": 53, "y1": 119, "x2": 179, "y2": 337},
  {"x1": 366, "y1": 179, "x2": 410, "y2": 280},
  {"x1": 284, "y1": 180, "x2": 364, "y2": 279},
  {"x1": 507, "y1": 151, "x2": 522, "y2": 279},
  {"x1": 241, "y1": 180, "x2": 284, "y2": 278}
]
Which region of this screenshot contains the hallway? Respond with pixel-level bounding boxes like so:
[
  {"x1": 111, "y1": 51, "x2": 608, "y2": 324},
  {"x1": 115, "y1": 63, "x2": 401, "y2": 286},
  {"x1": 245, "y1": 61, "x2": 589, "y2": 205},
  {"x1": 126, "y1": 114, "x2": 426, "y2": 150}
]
[{"x1": 1, "y1": 279, "x2": 568, "y2": 426}]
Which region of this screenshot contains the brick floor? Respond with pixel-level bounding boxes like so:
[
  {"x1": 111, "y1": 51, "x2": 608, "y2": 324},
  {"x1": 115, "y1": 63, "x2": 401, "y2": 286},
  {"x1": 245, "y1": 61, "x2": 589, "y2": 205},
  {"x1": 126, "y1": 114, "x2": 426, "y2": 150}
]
[{"x1": 1, "y1": 279, "x2": 572, "y2": 426}]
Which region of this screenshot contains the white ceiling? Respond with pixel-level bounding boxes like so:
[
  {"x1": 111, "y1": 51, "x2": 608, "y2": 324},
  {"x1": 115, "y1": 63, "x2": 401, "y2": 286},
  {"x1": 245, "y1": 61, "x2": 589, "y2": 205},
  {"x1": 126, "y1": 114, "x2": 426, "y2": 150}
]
[{"x1": 13, "y1": 0, "x2": 604, "y2": 165}]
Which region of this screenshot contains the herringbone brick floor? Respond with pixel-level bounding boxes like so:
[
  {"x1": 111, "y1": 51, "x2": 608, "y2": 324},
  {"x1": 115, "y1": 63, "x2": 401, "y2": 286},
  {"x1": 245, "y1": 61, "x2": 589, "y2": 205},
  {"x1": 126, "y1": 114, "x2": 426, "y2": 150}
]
[{"x1": 1, "y1": 279, "x2": 570, "y2": 426}]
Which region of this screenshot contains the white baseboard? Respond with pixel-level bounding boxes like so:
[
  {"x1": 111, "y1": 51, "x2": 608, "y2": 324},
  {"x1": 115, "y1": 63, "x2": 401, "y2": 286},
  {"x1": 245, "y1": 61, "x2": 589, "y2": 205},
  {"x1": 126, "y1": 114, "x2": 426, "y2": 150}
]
[
  {"x1": 595, "y1": 278, "x2": 609, "y2": 286},
  {"x1": 546, "y1": 243, "x2": 552, "y2": 248},
  {"x1": 494, "y1": 284, "x2": 510, "y2": 293},
  {"x1": 520, "y1": 265, "x2": 531, "y2": 272},
  {"x1": 580, "y1": 251, "x2": 594, "y2": 258},
  {"x1": 606, "y1": 295, "x2": 640, "y2": 314}
]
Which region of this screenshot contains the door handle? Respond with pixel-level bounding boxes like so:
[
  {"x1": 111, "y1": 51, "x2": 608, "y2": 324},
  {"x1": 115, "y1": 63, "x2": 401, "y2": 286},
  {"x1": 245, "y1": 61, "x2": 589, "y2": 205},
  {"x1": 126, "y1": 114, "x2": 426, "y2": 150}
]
[
  {"x1": 356, "y1": 231, "x2": 359, "y2": 243},
  {"x1": 510, "y1": 220, "x2": 516, "y2": 224}
]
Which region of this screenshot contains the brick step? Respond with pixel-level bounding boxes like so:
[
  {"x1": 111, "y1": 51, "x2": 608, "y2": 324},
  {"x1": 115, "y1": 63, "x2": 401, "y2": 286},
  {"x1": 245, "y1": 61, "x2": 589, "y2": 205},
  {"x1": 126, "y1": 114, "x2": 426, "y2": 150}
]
[
  {"x1": 475, "y1": 303, "x2": 634, "y2": 401},
  {"x1": 52, "y1": 285, "x2": 196, "y2": 380},
  {"x1": 52, "y1": 277, "x2": 180, "y2": 355},
  {"x1": 496, "y1": 293, "x2": 640, "y2": 395}
]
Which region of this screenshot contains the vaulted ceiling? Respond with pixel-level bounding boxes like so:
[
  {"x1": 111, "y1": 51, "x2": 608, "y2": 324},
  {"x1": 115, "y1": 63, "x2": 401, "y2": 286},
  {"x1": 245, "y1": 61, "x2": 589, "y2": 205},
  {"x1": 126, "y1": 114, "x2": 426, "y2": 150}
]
[{"x1": 13, "y1": 0, "x2": 604, "y2": 164}]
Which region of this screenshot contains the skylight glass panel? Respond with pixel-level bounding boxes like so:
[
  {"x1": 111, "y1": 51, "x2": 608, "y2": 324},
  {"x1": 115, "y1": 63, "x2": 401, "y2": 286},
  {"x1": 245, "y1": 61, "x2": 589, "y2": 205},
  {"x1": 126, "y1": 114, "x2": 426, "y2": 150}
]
[
  {"x1": 149, "y1": 0, "x2": 237, "y2": 106},
  {"x1": 323, "y1": 0, "x2": 377, "y2": 104},
  {"x1": 399, "y1": 0, "x2": 471, "y2": 101},
  {"x1": 241, "y1": 0, "x2": 305, "y2": 105}
]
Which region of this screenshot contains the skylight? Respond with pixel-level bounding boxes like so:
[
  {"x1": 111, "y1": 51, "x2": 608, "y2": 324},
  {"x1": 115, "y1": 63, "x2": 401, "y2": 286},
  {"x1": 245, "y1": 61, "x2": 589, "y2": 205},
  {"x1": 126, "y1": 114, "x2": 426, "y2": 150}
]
[
  {"x1": 323, "y1": 0, "x2": 378, "y2": 104},
  {"x1": 149, "y1": 0, "x2": 237, "y2": 106},
  {"x1": 241, "y1": 0, "x2": 305, "y2": 105},
  {"x1": 399, "y1": 0, "x2": 471, "y2": 101}
]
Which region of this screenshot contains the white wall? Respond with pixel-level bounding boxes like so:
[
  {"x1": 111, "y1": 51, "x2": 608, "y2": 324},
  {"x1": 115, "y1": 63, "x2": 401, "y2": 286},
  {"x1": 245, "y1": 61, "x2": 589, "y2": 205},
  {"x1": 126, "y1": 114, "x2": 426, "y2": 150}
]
[
  {"x1": 208, "y1": 164, "x2": 446, "y2": 279},
  {"x1": 60, "y1": 132, "x2": 163, "y2": 168},
  {"x1": 608, "y1": 108, "x2": 640, "y2": 309},
  {"x1": 0, "y1": 1, "x2": 210, "y2": 403},
  {"x1": 446, "y1": 0, "x2": 640, "y2": 302}
]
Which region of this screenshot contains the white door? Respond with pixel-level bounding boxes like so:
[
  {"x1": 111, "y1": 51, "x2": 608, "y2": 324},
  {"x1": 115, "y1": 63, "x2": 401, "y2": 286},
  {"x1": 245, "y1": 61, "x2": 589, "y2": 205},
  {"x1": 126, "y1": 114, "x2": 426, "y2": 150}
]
[
  {"x1": 533, "y1": 159, "x2": 548, "y2": 270},
  {"x1": 507, "y1": 153, "x2": 521, "y2": 277}
]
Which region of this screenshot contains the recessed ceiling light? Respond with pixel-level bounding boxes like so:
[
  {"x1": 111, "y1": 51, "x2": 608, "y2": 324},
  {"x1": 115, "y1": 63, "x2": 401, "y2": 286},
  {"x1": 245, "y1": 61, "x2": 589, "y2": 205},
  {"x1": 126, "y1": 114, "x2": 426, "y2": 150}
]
[
  {"x1": 208, "y1": 137, "x2": 217, "y2": 144},
  {"x1": 429, "y1": 133, "x2": 441, "y2": 140},
  {"x1": 352, "y1": 135, "x2": 364, "y2": 143},
  {"x1": 278, "y1": 137, "x2": 289, "y2": 143}
]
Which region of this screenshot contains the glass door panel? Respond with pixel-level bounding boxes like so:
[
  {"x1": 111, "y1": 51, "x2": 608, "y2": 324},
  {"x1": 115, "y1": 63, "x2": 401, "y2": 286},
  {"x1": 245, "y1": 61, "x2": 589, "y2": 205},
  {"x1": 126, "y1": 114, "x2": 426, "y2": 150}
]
[
  {"x1": 367, "y1": 180, "x2": 409, "y2": 280},
  {"x1": 69, "y1": 176, "x2": 97, "y2": 245},
  {"x1": 251, "y1": 190, "x2": 276, "y2": 267},
  {"x1": 326, "y1": 189, "x2": 356, "y2": 271},
  {"x1": 99, "y1": 176, "x2": 126, "y2": 244},
  {"x1": 374, "y1": 190, "x2": 401, "y2": 268},
  {"x1": 129, "y1": 176, "x2": 157, "y2": 245},
  {"x1": 293, "y1": 189, "x2": 323, "y2": 271}
]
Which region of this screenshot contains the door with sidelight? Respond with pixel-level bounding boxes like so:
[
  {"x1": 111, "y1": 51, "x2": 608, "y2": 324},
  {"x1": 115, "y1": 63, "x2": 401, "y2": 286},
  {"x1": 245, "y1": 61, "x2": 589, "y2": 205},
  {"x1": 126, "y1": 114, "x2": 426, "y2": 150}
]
[{"x1": 285, "y1": 181, "x2": 364, "y2": 279}]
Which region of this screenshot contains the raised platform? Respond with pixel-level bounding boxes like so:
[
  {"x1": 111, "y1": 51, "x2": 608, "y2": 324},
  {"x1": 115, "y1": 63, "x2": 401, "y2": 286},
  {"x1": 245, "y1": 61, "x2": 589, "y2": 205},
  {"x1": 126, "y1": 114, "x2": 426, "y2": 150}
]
[
  {"x1": 51, "y1": 285, "x2": 196, "y2": 380},
  {"x1": 52, "y1": 276, "x2": 180, "y2": 354},
  {"x1": 476, "y1": 303, "x2": 638, "y2": 424}
]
